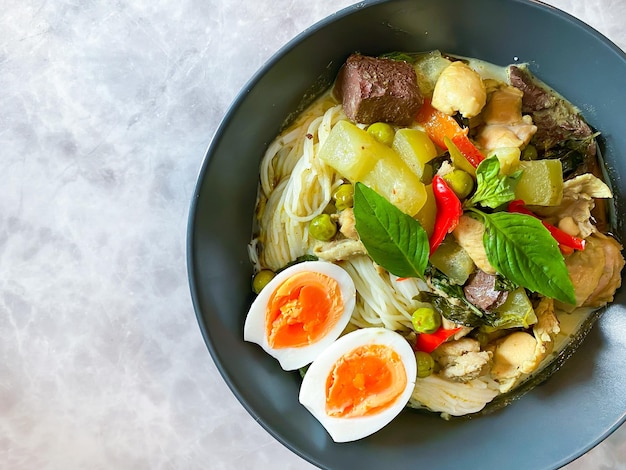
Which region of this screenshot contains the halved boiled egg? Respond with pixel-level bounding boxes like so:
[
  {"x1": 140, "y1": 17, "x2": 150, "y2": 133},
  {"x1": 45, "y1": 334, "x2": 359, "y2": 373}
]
[
  {"x1": 298, "y1": 327, "x2": 417, "y2": 442},
  {"x1": 244, "y1": 260, "x2": 356, "y2": 371}
]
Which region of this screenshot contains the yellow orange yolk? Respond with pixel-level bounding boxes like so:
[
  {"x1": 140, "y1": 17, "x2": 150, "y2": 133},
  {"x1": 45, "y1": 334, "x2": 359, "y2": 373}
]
[
  {"x1": 266, "y1": 271, "x2": 343, "y2": 349},
  {"x1": 325, "y1": 344, "x2": 407, "y2": 418}
]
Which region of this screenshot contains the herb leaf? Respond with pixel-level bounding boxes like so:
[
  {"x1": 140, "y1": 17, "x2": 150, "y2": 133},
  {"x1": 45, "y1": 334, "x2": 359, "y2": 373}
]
[
  {"x1": 353, "y1": 182, "x2": 429, "y2": 278},
  {"x1": 467, "y1": 156, "x2": 521, "y2": 209},
  {"x1": 476, "y1": 210, "x2": 576, "y2": 305}
]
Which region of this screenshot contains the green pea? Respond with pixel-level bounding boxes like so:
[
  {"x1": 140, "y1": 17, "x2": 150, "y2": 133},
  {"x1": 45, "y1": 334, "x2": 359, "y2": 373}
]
[
  {"x1": 443, "y1": 169, "x2": 475, "y2": 200},
  {"x1": 411, "y1": 307, "x2": 442, "y2": 334},
  {"x1": 333, "y1": 183, "x2": 354, "y2": 211},
  {"x1": 366, "y1": 122, "x2": 395, "y2": 146},
  {"x1": 309, "y1": 213, "x2": 337, "y2": 241},
  {"x1": 252, "y1": 269, "x2": 275, "y2": 294},
  {"x1": 415, "y1": 351, "x2": 435, "y2": 378},
  {"x1": 521, "y1": 144, "x2": 538, "y2": 160}
]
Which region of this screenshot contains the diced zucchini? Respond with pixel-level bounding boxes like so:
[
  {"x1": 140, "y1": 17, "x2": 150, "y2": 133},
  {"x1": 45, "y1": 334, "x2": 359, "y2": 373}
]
[
  {"x1": 319, "y1": 120, "x2": 427, "y2": 215},
  {"x1": 416, "y1": 183, "x2": 436, "y2": 237},
  {"x1": 392, "y1": 128, "x2": 438, "y2": 179},
  {"x1": 514, "y1": 159, "x2": 563, "y2": 206},
  {"x1": 429, "y1": 236, "x2": 475, "y2": 285},
  {"x1": 412, "y1": 50, "x2": 453, "y2": 98},
  {"x1": 487, "y1": 287, "x2": 538, "y2": 331}
]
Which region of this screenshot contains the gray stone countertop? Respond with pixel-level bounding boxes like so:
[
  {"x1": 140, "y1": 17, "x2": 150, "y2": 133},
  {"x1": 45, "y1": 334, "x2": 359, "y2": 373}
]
[{"x1": 1, "y1": 0, "x2": 625, "y2": 468}]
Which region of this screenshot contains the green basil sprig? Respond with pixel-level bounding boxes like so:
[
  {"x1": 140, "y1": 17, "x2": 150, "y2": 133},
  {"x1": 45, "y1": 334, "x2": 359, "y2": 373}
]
[
  {"x1": 467, "y1": 155, "x2": 522, "y2": 209},
  {"x1": 353, "y1": 182, "x2": 429, "y2": 278},
  {"x1": 471, "y1": 209, "x2": 576, "y2": 305}
]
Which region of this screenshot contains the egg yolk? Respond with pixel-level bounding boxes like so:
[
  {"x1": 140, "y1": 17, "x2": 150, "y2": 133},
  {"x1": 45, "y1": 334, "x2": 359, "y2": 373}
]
[
  {"x1": 325, "y1": 344, "x2": 407, "y2": 418},
  {"x1": 266, "y1": 271, "x2": 344, "y2": 349}
]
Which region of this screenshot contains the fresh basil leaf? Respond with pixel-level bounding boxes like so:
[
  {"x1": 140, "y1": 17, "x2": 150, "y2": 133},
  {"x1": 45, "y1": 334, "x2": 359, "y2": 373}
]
[
  {"x1": 467, "y1": 156, "x2": 521, "y2": 209},
  {"x1": 353, "y1": 182, "x2": 429, "y2": 278},
  {"x1": 477, "y1": 210, "x2": 576, "y2": 305}
]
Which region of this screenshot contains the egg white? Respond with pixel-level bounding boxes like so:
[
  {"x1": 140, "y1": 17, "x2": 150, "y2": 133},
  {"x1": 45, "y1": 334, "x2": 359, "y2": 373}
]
[
  {"x1": 298, "y1": 327, "x2": 417, "y2": 442},
  {"x1": 244, "y1": 260, "x2": 356, "y2": 371}
]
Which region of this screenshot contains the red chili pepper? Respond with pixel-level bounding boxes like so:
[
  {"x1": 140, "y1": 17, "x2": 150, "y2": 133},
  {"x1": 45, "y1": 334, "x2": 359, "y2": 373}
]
[
  {"x1": 429, "y1": 175, "x2": 463, "y2": 256},
  {"x1": 415, "y1": 326, "x2": 462, "y2": 353},
  {"x1": 508, "y1": 200, "x2": 585, "y2": 251},
  {"x1": 451, "y1": 134, "x2": 485, "y2": 168},
  {"x1": 415, "y1": 100, "x2": 484, "y2": 168}
]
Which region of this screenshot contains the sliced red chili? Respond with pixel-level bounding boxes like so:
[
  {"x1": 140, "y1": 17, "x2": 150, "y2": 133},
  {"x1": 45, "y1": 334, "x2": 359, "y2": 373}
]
[
  {"x1": 507, "y1": 199, "x2": 585, "y2": 251},
  {"x1": 415, "y1": 326, "x2": 462, "y2": 353},
  {"x1": 429, "y1": 175, "x2": 463, "y2": 256}
]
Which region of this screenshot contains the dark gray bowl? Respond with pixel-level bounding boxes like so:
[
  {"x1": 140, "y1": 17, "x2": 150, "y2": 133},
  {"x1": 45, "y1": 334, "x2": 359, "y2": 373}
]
[{"x1": 187, "y1": 1, "x2": 626, "y2": 468}]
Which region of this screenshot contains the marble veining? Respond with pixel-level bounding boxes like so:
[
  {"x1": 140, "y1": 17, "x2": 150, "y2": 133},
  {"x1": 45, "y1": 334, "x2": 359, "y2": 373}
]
[{"x1": 0, "y1": 1, "x2": 625, "y2": 469}]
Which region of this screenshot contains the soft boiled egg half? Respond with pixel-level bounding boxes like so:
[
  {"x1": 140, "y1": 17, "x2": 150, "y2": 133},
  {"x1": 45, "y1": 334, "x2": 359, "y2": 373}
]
[
  {"x1": 244, "y1": 260, "x2": 356, "y2": 371},
  {"x1": 299, "y1": 327, "x2": 417, "y2": 442}
]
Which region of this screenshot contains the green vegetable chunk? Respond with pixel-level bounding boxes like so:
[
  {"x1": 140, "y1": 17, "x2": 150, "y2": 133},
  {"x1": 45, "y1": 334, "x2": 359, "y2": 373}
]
[
  {"x1": 309, "y1": 214, "x2": 337, "y2": 241},
  {"x1": 318, "y1": 120, "x2": 427, "y2": 215},
  {"x1": 392, "y1": 128, "x2": 438, "y2": 179},
  {"x1": 412, "y1": 307, "x2": 442, "y2": 334},
  {"x1": 514, "y1": 159, "x2": 563, "y2": 206},
  {"x1": 428, "y1": 236, "x2": 475, "y2": 285}
]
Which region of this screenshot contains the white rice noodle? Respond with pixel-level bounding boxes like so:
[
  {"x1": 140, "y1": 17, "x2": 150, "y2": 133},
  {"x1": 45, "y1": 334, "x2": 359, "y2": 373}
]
[{"x1": 256, "y1": 100, "x2": 346, "y2": 271}]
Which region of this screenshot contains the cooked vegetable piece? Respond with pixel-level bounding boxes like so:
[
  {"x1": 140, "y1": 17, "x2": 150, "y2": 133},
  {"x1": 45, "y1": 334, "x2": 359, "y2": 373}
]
[
  {"x1": 309, "y1": 214, "x2": 337, "y2": 241},
  {"x1": 333, "y1": 183, "x2": 354, "y2": 211},
  {"x1": 252, "y1": 269, "x2": 275, "y2": 294},
  {"x1": 416, "y1": 184, "x2": 437, "y2": 238},
  {"x1": 415, "y1": 351, "x2": 435, "y2": 378},
  {"x1": 430, "y1": 175, "x2": 463, "y2": 255},
  {"x1": 319, "y1": 120, "x2": 427, "y2": 215},
  {"x1": 487, "y1": 287, "x2": 537, "y2": 331},
  {"x1": 429, "y1": 236, "x2": 475, "y2": 285},
  {"x1": 443, "y1": 169, "x2": 475, "y2": 200},
  {"x1": 367, "y1": 122, "x2": 395, "y2": 145},
  {"x1": 412, "y1": 307, "x2": 442, "y2": 334},
  {"x1": 514, "y1": 159, "x2": 563, "y2": 206},
  {"x1": 392, "y1": 128, "x2": 438, "y2": 178},
  {"x1": 415, "y1": 326, "x2": 462, "y2": 353}
]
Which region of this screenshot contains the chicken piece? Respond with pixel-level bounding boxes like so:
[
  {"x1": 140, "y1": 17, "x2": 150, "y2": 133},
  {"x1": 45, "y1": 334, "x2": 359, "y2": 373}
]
[
  {"x1": 452, "y1": 215, "x2": 496, "y2": 274},
  {"x1": 338, "y1": 208, "x2": 358, "y2": 240},
  {"x1": 431, "y1": 61, "x2": 487, "y2": 118},
  {"x1": 313, "y1": 238, "x2": 366, "y2": 262},
  {"x1": 584, "y1": 233, "x2": 624, "y2": 308},
  {"x1": 475, "y1": 85, "x2": 537, "y2": 153},
  {"x1": 432, "y1": 338, "x2": 493, "y2": 383},
  {"x1": 529, "y1": 297, "x2": 560, "y2": 367},
  {"x1": 558, "y1": 233, "x2": 624, "y2": 311},
  {"x1": 488, "y1": 331, "x2": 537, "y2": 392},
  {"x1": 533, "y1": 173, "x2": 613, "y2": 238}
]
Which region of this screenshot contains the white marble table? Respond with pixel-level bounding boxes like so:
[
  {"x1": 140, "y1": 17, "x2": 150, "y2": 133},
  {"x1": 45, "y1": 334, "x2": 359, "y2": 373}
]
[{"x1": 2, "y1": 1, "x2": 625, "y2": 468}]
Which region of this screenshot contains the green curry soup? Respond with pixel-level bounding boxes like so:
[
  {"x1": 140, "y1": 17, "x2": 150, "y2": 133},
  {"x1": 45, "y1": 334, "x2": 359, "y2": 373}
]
[{"x1": 245, "y1": 50, "x2": 624, "y2": 438}]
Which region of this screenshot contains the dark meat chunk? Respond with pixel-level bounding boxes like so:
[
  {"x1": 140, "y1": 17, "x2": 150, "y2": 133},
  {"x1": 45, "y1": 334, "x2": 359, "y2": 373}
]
[
  {"x1": 463, "y1": 270, "x2": 509, "y2": 311},
  {"x1": 334, "y1": 54, "x2": 423, "y2": 125},
  {"x1": 508, "y1": 65, "x2": 596, "y2": 166}
]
